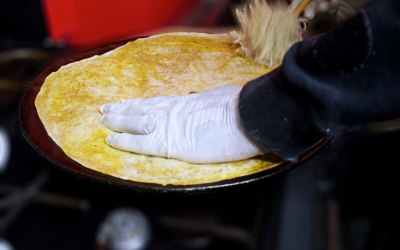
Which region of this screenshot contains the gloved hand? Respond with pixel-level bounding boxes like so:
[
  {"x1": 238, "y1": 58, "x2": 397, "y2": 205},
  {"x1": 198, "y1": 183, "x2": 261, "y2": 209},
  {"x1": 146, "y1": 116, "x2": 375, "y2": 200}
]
[{"x1": 100, "y1": 86, "x2": 263, "y2": 164}]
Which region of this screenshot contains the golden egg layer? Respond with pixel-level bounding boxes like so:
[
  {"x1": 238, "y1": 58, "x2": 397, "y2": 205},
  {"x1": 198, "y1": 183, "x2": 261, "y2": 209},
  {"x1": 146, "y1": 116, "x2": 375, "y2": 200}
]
[{"x1": 35, "y1": 32, "x2": 281, "y2": 185}]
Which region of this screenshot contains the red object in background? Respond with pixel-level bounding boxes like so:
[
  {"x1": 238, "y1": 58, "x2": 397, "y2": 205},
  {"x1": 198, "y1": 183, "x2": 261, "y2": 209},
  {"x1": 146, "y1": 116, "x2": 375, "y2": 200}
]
[{"x1": 41, "y1": 0, "x2": 204, "y2": 49}]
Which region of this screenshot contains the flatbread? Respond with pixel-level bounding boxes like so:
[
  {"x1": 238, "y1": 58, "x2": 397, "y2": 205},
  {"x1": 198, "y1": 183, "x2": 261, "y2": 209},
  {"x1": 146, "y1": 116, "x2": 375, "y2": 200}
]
[{"x1": 35, "y1": 32, "x2": 282, "y2": 186}]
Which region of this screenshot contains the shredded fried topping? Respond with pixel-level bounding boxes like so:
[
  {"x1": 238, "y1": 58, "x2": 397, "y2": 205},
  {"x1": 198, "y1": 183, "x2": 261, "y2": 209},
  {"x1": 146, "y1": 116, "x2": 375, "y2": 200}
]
[{"x1": 231, "y1": 0, "x2": 306, "y2": 68}]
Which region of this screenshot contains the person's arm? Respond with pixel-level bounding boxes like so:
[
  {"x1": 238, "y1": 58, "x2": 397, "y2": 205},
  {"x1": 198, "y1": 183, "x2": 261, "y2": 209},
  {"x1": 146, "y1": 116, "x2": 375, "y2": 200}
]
[{"x1": 239, "y1": 0, "x2": 400, "y2": 160}]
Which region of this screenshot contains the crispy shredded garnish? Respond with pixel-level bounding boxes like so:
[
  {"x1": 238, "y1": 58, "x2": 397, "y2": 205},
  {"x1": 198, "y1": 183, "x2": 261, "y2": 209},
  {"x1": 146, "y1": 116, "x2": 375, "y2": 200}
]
[{"x1": 231, "y1": 0, "x2": 305, "y2": 68}]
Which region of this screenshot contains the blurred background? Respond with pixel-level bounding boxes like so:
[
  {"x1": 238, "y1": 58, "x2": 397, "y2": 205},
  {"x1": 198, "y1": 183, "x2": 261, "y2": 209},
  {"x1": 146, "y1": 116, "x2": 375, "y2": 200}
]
[{"x1": 0, "y1": 0, "x2": 399, "y2": 249}]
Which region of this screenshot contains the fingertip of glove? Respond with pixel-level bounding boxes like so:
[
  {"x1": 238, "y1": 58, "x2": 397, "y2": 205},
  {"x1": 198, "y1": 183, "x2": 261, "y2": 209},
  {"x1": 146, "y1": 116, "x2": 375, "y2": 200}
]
[
  {"x1": 100, "y1": 104, "x2": 107, "y2": 114},
  {"x1": 105, "y1": 134, "x2": 114, "y2": 145}
]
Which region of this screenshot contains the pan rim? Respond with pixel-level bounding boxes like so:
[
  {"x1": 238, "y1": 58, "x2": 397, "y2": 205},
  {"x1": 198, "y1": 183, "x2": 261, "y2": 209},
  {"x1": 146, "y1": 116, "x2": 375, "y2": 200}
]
[{"x1": 18, "y1": 37, "x2": 330, "y2": 194}]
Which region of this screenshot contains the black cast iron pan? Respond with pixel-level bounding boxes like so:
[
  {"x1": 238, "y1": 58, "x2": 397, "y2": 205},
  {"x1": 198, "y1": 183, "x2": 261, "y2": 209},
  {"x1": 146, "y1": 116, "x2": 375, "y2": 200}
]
[{"x1": 18, "y1": 38, "x2": 330, "y2": 194}]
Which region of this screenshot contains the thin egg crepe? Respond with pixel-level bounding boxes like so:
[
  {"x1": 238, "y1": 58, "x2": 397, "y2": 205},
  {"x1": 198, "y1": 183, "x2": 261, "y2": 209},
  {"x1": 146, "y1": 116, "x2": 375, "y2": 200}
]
[{"x1": 35, "y1": 32, "x2": 282, "y2": 186}]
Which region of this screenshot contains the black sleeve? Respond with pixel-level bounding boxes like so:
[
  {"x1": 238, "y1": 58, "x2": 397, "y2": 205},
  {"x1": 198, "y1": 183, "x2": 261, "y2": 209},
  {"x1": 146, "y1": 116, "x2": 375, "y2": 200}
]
[{"x1": 239, "y1": 0, "x2": 400, "y2": 161}]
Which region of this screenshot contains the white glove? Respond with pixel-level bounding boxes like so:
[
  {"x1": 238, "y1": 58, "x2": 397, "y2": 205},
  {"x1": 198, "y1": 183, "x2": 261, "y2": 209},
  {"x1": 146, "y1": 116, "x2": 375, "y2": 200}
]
[{"x1": 99, "y1": 86, "x2": 263, "y2": 164}]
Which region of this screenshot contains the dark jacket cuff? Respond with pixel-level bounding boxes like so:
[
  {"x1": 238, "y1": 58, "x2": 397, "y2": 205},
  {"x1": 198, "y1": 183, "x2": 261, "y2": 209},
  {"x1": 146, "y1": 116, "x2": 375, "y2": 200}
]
[{"x1": 239, "y1": 66, "x2": 324, "y2": 161}]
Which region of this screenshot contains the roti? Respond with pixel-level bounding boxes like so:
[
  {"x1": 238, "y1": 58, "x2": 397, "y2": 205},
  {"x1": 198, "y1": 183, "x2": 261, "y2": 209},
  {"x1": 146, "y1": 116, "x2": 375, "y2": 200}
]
[{"x1": 35, "y1": 32, "x2": 282, "y2": 186}]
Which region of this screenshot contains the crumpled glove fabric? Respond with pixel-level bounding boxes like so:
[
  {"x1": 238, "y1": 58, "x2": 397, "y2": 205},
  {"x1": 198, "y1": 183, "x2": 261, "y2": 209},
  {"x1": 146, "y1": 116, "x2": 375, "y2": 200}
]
[{"x1": 100, "y1": 86, "x2": 262, "y2": 164}]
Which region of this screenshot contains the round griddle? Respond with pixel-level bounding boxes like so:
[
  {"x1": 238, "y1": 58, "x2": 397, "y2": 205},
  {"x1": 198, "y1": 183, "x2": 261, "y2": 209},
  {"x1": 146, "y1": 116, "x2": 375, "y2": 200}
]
[{"x1": 18, "y1": 39, "x2": 329, "y2": 194}]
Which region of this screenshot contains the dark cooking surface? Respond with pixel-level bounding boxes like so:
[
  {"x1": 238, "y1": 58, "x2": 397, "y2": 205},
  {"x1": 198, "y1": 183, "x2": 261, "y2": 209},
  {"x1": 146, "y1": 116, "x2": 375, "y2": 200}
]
[{"x1": 0, "y1": 135, "x2": 285, "y2": 249}]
